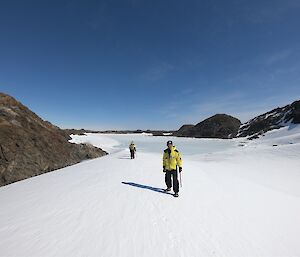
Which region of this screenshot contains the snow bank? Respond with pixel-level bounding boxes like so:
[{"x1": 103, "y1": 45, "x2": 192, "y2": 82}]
[
  {"x1": 1, "y1": 128, "x2": 300, "y2": 257},
  {"x1": 69, "y1": 133, "x2": 121, "y2": 153}
]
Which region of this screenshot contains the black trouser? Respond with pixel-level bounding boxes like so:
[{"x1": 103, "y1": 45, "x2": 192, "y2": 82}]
[
  {"x1": 165, "y1": 169, "x2": 179, "y2": 193},
  {"x1": 130, "y1": 150, "x2": 135, "y2": 159}
]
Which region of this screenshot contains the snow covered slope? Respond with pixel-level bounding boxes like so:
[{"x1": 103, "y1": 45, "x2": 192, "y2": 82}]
[
  {"x1": 237, "y1": 100, "x2": 300, "y2": 139},
  {"x1": 0, "y1": 128, "x2": 300, "y2": 257}
]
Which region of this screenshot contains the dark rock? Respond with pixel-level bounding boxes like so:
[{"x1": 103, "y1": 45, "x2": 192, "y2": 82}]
[
  {"x1": 238, "y1": 100, "x2": 300, "y2": 138},
  {"x1": 175, "y1": 114, "x2": 241, "y2": 139},
  {"x1": 290, "y1": 100, "x2": 300, "y2": 123},
  {"x1": 151, "y1": 131, "x2": 164, "y2": 136},
  {"x1": 0, "y1": 93, "x2": 107, "y2": 187},
  {"x1": 173, "y1": 124, "x2": 194, "y2": 137}
]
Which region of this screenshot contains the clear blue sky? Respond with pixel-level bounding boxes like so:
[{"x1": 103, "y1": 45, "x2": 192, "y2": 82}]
[{"x1": 1, "y1": 0, "x2": 300, "y2": 130}]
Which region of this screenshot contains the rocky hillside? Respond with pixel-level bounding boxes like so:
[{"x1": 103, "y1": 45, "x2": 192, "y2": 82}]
[
  {"x1": 173, "y1": 124, "x2": 194, "y2": 137},
  {"x1": 237, "y1": 100, "x2": 300, "y2": 139},
  {"x1": 0, "y1": 93, "x2": 107, "y2": 187},
  {"x1": 174, "y1": 114, "x2": 241, "y2": 139}
]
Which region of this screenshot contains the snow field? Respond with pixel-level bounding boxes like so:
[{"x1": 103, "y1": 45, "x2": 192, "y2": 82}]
[{"x1": 1, "y1": 127, "x2": 300, "y2": 256}]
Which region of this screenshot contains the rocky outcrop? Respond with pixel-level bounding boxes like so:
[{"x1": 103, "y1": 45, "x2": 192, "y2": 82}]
[
  {"x1": 237, "y1": 100, "x2": 300, "y2": 138},
  {"x1": 0, "y1": 93, "x2": 107, "y2": 187},
  {"x1": 173, "y1": 125, "x2": 194, "y2": 137},
  {"x1": 175, "y1": 114, "x2": 241, "y2": 139}
]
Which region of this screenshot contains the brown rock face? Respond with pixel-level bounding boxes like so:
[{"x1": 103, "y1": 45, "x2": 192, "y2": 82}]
[
  {"x1": 175, "y1": 114, "x2": 241, "y2": 138},
  {"x1": 0, "y1": 93, "x2": 107, "y2": 187}
]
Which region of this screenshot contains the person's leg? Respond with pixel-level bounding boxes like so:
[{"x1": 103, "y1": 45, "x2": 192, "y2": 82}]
[
  {"x1": 165, "y1": 171, "x2": 172, "y2": 189},
  {"x1": 130, "y1": 150, "x2": 133, "y2": 159},
  {"x1": 172, "y1": 170, "x2": 179, "y2": 193}
]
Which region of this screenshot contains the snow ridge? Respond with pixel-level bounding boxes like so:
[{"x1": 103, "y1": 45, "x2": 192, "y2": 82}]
[{"x1": 237, "y1": 100, "x2": 300, "y2": 139}]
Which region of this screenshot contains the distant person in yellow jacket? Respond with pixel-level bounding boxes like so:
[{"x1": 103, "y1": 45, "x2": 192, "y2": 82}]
[
  {"x1": 129, "y1": 141, "x2": 136, "y2": 159},
  {"x1": 163, "y1": 140, "x2": 182, "y2": 197}
]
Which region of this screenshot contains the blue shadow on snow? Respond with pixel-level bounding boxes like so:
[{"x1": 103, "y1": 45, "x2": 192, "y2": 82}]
[{"x1": 122, "y1": 182, "x2": 173, "y2": 195}]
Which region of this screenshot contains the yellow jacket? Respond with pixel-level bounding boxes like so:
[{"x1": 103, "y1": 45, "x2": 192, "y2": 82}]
[
  {"x1": 129, "y1": 143, "x2": 136, "y2": 151},
  {"x1": 163, "y1": 146, "x2": 182, "y2": 171}
]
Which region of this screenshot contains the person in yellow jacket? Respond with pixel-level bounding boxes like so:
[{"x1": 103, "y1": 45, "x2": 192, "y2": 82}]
[
  {"x1": 129, "y1": 141, "x2": 136, "y2": 159},
  {"x1": 163, "y1": 140, "x2": 182, "y2": 197}
]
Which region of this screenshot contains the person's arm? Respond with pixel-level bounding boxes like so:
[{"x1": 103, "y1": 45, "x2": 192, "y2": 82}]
[
  {"x1": 162, "y1": 152, "x2": 167, "y2": 172},
  {"x1": 176, "y1": 151, "x2": 183, "y2": 172}
]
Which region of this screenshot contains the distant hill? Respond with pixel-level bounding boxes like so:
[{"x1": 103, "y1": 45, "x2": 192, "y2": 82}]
[
  {"x1": 173, "y1": 124, "x2": 194, "y2": 137},
  {"x1": 66, "y1": 100, "x2": 300, "y2": 142},
  {"x1": 174, "y1": 114, "x2": 241, "y2": 139},
  {"x1": 66, "y1": 128, "x2": 175, "y2": 136},
  {"x1": 0, "y1": 93, "x2": 107, "y2": 186},
  {"x1": 238, "y1": 100, "x2": 300, "y2": 139}
]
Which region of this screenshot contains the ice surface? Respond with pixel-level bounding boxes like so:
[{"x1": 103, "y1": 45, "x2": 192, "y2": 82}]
[
  {"x1": 1, "y1": 126, "x2": 300, "y2": 257},
  {"x1": 71, "y1": 133, "x2": 239, "y2": 155}
]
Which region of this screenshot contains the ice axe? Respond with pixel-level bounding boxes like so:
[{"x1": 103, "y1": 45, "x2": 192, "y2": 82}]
[{"x1": 179, "y1": 171, "x2": 182, "y2": 188}]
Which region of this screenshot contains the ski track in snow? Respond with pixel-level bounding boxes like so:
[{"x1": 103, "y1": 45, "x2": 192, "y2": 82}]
[{"x1": 1, "y1": 129, "x2": 300, "y2": 257}]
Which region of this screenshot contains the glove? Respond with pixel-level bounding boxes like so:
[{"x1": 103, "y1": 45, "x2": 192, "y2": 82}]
[
  {"x1": 179, "y1": 167, "x2": 182, "y2": 173},
  {"x1": 163, "y1": 167, "x2": 166, "y2": 172}
]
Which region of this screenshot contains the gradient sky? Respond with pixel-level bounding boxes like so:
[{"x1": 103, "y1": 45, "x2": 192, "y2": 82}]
[{"x1": 1, "y1": 0, "x2": 300, "y2": 130}]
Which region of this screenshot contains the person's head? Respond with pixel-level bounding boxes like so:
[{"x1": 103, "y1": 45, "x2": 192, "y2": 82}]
[{"x1": 167, "y1": 140, "x2": 173, "y2": 149}]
